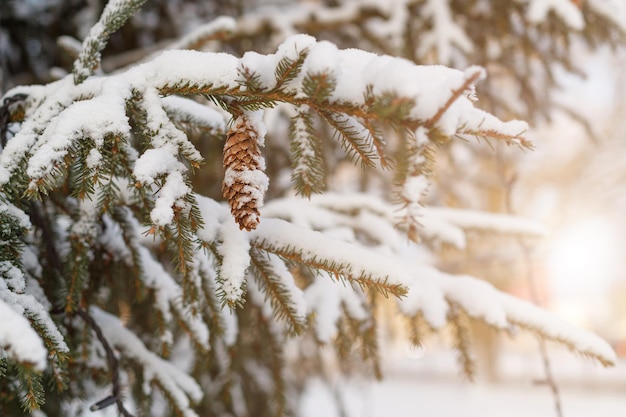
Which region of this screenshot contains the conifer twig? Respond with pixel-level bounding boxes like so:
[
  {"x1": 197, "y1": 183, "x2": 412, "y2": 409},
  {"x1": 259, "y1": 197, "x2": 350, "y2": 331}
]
[
  {"x1": 502, "y1": 167, "x2": 563, "y2": 417},
  {"x1": 76, "y1": 308, "x2": 134, "y2": 417},
  {"x1": 517, "y1": 241, "x2": 563, "y2": 417},
  {"x1": 425, "y1": 69, "x2": 482, "y2": 128},
  {"x1": 73, "y1": 0, "x2": 149, "y2": 84}
]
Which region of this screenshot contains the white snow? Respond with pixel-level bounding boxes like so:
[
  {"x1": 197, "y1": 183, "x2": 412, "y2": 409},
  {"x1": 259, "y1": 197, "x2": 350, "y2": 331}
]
[
  {"x1": 300, "y1": 366, "x2": 626, "y2": 417},
  {"x1": 0, "y1": 200, "x2": 31, "y2": 229},
  {"x1": 418, "y1": 0, "x2": 474, "y2": 64},
  {"x1": 130, "y1": 50, "x2": 240, "y2": 92},
  {"x1": 0, "y1": 261, "x2": 26, "y2": 293},
  {"x1": 259, "y1": 193, "x2": 614, "y2": 365},
  {"x1": 589, "y1": 0, "x2": 626, "y2": 32},
  {"x1": 264, "y1": 252, "x2": 307, "y2": 323},
  {"x1": 137, "y1": 245, "x2": 209, "y2": 349},
  {"x1": 169, "y1": 16, "x2": 237, "y2": 50},
  {"x1": 304, "y1": 273, "x2": 368, "y2": 342},
  {"x1": 152, "y1": 171, "x2": 192, "y2": 226},
  {"x1": 140, "y1": 88, "x2": 203, "y2": 163},
  {"x1": 0, "y1": 299, "x2": 48, "y2": 370},
  {"x1": 244, "y1": 110, "x2": 268, "y2": 146},
  {"x1": 25, "y1": 86, "x2": 131, "y2": 183},
  {"x1": 0, "y1": 34, "x2": 530, "y2": 240},
  {"x1": 85, "y1": 148, "x2": 103, "y2": 169},
  {"x1": 251, "y1": 217, "x2": 415, "y2": 288},
  {"x1": 215, "y1": 218, "x2": 251, "y2": 303},
  {"x1": 524, "y1": 0, "x2": 585, "y2": 30},
  {"x1": 161, "y1": 96, "x2": 226, "y2": 134},
  {"x1": 132, "y1": 144, "x2": 180, "y2": 182},
  {"x1": 263, "y1": 193, "x2": 546, "y2": 251},
  {"x1": 399, "y1": 264, "x2": 616, "y2": 365},
  {"x1": 133, "y1": 146, "x2": 191, "y2": 226},
  {"x1": 196, "y1": 194, "x2": 253, "y2": 303},
  {"x1": 419, "y1": 206, "x2": 547, "y2": 249},
  {"x1": 223, "y1": 169, "x2": 269, "y2": 208},
  {"x1": 401, "y1": 175, "x2": 429, "y2": 203},
  {"x1": 0, "y1": 277, "x2": 69, "y2": 357}
]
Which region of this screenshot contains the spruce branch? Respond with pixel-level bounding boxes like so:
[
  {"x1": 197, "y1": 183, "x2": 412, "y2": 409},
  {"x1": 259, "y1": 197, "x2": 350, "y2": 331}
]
[
  {"x1": 318, "y1": 110, "x2": 378, "y2": 168},
  {"x1": 247, "y1": 303, "x2": 288, "y2": 417},
  {"x1": 405, "y1": 312, "x2": 433, "y2": 349},
  {"x1": 253, "y1": 238, "x2": 407, "y2": 299},
  {"x1": 353, "y1": 294, "x2": 383, "y2": 380},
  {"x1": 73, "y1": 0, "x2": 149, "y2": 84},
  {"x1": 272, "y1": 47, "x2": 309, "y2": 92},
  {"x1": 249, "y1": 248, "x2": 306, "y2": 335},
  {"x1": 395, "y1": 127, "x2": 434, "y2": 243},
  {"x1": 301, "y1": 72, "x2": 336, "y2": 102},
  {"x1": 194, "y1": 254, "x2": 228, "y2": 337},
  {"x1": 112, "y1": 207, "x2": 210, "y2": 351},
  {"x1": 362, "y1": 117, "x2": 391, "y2": 169},
  {"x1": 64, "y1": 202, "x2": 99, "y2": 314},
  {"x1": 289, "y1": 106, "x2": 325, "y2": 197},
  {"x1": 138, "y1": 88, "x2": 205, "y2": 167},
  {"x1": 16, "y1": 363, "x2": 45, "y2": 412},
  {"x1": 446, "y1": 301, "x2": 476, "y2": 381}
]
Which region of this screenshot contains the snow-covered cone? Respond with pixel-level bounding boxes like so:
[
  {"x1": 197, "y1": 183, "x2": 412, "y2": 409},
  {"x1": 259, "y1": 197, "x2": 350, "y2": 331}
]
[{"x1": 222, "y1": 113, "x2": 269, "y2": 231}]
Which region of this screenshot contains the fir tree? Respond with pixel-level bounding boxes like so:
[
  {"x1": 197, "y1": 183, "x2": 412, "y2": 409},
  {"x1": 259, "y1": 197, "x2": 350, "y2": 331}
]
[{"x1": 0, "y1": 1, "x2": 623, "y2": 416}]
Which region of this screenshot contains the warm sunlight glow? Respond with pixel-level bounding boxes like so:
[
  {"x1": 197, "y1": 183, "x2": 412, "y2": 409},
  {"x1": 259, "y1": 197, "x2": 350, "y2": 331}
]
[{"x1": 547, "y1": 217, "x2": 619, "y2": 297}]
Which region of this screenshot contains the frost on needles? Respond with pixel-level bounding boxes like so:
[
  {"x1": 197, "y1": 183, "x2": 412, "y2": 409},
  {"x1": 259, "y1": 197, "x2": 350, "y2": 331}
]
[{"x1": 0, "y1": 5, "x2": 618, "y2": 417}]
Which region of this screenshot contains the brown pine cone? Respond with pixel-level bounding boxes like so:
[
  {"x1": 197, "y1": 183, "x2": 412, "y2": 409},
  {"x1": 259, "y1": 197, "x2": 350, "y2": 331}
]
[{"x1": 222, "y1": 114, "x2": 268, "y2": 231}]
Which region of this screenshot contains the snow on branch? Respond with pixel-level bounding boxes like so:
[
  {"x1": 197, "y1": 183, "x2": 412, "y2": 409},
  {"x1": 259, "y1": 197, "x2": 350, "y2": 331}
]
[
  {"x1": 417, "y1": 206, "x2": 546, "y2": 248},
  {"x1": 161, "y1": 96, "x2": 226, "y2": 136},
  {"x1": 303, "y1": 272, "x2": 368, "y2": 343},
  {"x1": 589, "y1": 0, "x2": 626, "y2": 32},
  {"x1": 251, "y1": 218, "x2": 410, "y2": 298},
  {"x1": 196, "y1": 195, "x2": 252, "y2": 305},
  {"x1": 101, "y1": 208, "x2": 210, "y2": 351},
  {"x1": 0, "y1": 34, "x2": 530, "y2": 234},
  {"x1": 263, "y1": 193, "x2": 546, "y2": 250},
  {"x1": 91, "y1": 307, "x2": 203, "y2": 417},
  {"x1": 522, "y1": 0, "x2": 585, "y2": 30},
  {"x1": 418, "y1": 0, "x2": 473, "y2": 64},
  {"x1": 0, "y1": 273, "x2": 69, "y2": 360},
  {"x1": 168, "y1": 16, "x2": 237, "y2": 51},
  {"x1": 73, "y1": 0, "x2": 149, "y2": 83},
  {"x1": 249, "y1": 250, "x2": 307, "y2": 335},
  {"x1": 400, "y1": 266, "x2": 616, "y2": 366},
  {"x1": 256, "y1": 199, "x2": 614, "y2": 366},
  {"x1": 0, "y1": 299, "x2": 48, "y2": 370}
]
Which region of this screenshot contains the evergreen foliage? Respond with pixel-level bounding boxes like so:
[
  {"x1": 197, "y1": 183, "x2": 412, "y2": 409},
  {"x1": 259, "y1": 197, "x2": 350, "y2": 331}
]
[{"x1": 0, "y1": 1, "x2": 623, "y2": 416}]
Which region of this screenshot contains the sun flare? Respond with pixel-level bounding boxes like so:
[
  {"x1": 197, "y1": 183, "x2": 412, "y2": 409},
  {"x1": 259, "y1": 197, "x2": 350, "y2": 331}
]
[{"x1": 546, "y1": 216, "x2": 620, "y2": 297}]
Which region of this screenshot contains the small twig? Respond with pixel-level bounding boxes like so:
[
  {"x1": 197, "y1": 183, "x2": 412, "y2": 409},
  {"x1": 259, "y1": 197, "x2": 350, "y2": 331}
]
[
  {"x1": 425, "y1": 69, "x2": 482, "y2": 128},
  {"x1": 518, "y1": 242, "x2": 564, "y2": 417},
  {"x1": 501, "y1": 159, "x2": 563, "y2": 417},
  {"x1": 77, "y1": 308, "x2": 134, "y2": 417}
]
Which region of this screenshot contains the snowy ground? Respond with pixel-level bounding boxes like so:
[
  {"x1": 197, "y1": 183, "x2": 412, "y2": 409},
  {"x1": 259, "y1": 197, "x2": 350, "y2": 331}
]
[
  {"x1": 300, "y1": 346, "x2": 626, "y2": 417},
  {"x1": 336, "y1": 376, "x2": 626, "y2": 417}
]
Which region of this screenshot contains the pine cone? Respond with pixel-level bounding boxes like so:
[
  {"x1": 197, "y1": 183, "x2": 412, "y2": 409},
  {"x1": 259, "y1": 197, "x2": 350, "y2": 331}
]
[{"x1": 222, "y1": 114, "x2": 269, "y2": 231}]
